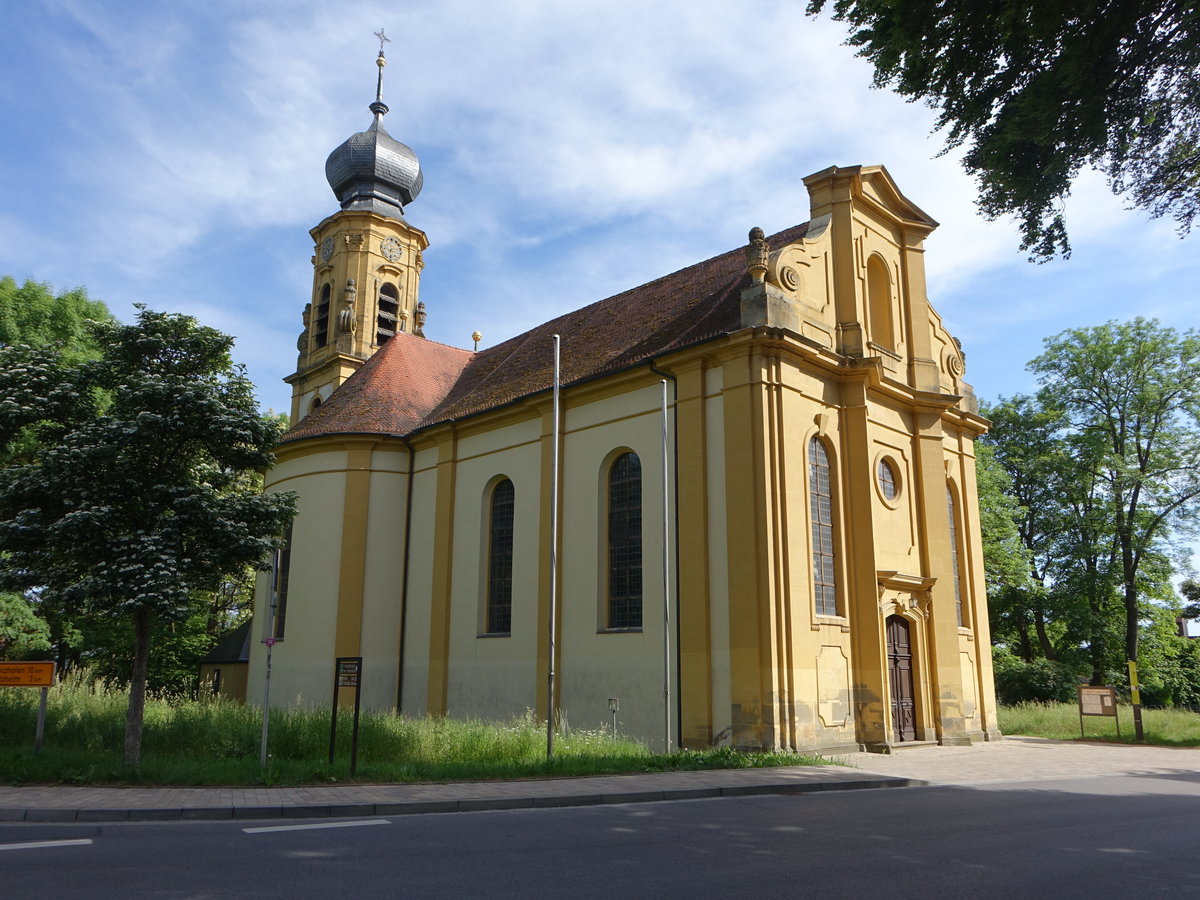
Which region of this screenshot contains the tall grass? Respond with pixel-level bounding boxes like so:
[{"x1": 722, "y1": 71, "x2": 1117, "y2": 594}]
[
  {"x1": 0, "y1": 681, "x2": 824, "y2": 786},
  {"x1": 999, "y1": 702, "x2": 1200, "y2": 747}
]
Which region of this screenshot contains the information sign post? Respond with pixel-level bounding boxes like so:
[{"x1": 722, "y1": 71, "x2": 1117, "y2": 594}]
[
  {"x1": 1128, "y1": 660, "x2": 1145, "y2": 741},
  {"x1": 1077, "y1": 685, "x2": 1120, "y2": 738},
  {"x1": 329, "y1": 657, "x2": 363, "y2": 775},
  {"x1": 0, "y1": 661, "x2": 57, "y2": 752}
]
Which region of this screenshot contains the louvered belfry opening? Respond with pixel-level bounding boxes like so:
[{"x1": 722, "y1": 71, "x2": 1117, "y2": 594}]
[
  {"x1": 314, "y1": 283, "x2": 331, "y2": 348},
  {"x1": 377, "y1": 282, "x2": 400, "y2": 345}
]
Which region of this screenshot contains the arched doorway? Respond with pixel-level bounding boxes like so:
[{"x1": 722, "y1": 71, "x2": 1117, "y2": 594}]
[{"x1": 886, "y1": 615, "x2": 917, "y2": 742}]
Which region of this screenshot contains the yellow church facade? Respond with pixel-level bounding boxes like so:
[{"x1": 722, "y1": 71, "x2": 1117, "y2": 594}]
[{"x1": 248, "y1": 53, "x2": 999, "y2": 753}]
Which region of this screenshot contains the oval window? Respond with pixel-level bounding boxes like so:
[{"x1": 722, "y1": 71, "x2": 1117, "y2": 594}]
[{"x1": 878, "y1": 458, "x2": 898, "y2": 501}]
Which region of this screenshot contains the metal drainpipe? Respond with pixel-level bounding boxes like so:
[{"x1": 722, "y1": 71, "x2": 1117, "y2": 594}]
[
  {"x1": 396, "y1": 436, "x2": 415, "y2": 713},
  {"x1": 648, "y1": 360, "x2": 682, "y2": 750}
]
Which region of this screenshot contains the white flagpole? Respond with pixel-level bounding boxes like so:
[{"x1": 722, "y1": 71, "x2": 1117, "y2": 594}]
[
  {"x1": 661, "y1": 379, "x2": 672, "y2": 754},
  {"x1": 547, "y1": 335, "x2": 561, "y2": 758}
]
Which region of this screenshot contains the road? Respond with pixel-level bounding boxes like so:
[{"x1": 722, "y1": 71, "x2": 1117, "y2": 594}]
[{"x1": 5, "y1": 772, "x2": 1199, "y2": 898}]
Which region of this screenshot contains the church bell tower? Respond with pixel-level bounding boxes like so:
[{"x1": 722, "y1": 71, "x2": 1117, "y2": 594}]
[{"x1": 287, "y1": 32, "x2": 429, "y2": 422}]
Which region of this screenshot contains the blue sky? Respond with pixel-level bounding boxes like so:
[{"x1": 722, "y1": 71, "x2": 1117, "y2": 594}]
[{"x1": 3, "y1": 4, "x2": 1198, "y2": 434}]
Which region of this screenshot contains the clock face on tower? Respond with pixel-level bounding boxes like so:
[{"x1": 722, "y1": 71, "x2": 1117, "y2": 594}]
[
  {"x1": 380, "y1": 236, "x2": 403, "y2": 262},
  {"x1": 320, "y1": 237, "x2": 334, "y2": 262}
]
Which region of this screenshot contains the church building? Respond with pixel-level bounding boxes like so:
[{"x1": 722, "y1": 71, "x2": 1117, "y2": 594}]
[{"x1": 249, "y1": 46, "x2": 1000, "y2": 753}]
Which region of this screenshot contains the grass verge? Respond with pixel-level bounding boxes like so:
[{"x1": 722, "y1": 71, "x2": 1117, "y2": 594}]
[
  {"x1": 999, "y1": 702, "x2": 1200, "y2": 747},
  {"x1": 0, "y1": 683, "x2": 827, "y2": 786}
]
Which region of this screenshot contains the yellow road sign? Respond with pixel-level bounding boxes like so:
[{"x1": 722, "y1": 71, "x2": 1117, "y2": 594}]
[{"x1": 0, "y1": 661, "x2": 56, "y2": 687}]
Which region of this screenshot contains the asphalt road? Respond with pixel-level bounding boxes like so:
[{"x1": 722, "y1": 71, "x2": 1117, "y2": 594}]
[{"x1": 5, "y1": 773, "x2": 1199, "y2": 898}]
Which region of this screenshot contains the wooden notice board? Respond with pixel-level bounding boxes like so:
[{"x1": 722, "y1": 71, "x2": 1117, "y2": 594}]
[
  {"x1": 0, "y1": 661, "x2": 56, "y2": 687},
  {"x1": 1077, "y1": 685, "x2": 1120, "y2": 737}
]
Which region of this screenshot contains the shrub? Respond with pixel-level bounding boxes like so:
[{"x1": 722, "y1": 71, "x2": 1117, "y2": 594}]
[{"x1": 992, "y1": 649, "x2": 1081, "y2": 704}]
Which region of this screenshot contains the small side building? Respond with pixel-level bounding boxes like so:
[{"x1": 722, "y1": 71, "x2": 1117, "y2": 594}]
[{"x1": 198, "y1": 620, "x2": 253, "y2": 702}]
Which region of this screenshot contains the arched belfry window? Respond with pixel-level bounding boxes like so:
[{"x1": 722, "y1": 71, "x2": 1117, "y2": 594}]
[
  {"x1": 947, "y1": 486, "x2": 965, "y2": 627},
  {"x1": 377, "y1": 282, "x2": 400, "y2": 345},
  {"x1": 607, "y1": 452, "x2": 642, "y2": 630},
  {"x1": 314, "y1": 283, "x2": 331, "y2": 348},
  {"x1": 866, "y1": 255, "x2": 895, "y2": 351},
  {"x1": 486, "y1": 479, "x2": 515, "y2": 635},
  {"x1": 809, "y1": 437, "x2": 838, "y2": 616}
]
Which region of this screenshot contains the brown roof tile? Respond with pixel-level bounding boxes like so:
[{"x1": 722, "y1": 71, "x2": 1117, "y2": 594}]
[
  {"x1": 283, "y1": 222, "x2": 809, "y2": 443},
  {"x1": 283, "y1": 333, "x2": 474, "y2": 441}
]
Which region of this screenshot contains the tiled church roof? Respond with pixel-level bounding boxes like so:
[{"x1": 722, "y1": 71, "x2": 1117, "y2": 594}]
[
  {"x1": 283, "y1": 221, "x2": 809, "y2": 444},
  {"x1": 283, "y1": 334, "x2": 473, "y2": 440}
]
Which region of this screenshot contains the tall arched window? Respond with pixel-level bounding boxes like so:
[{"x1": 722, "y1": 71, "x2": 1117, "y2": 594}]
[
  {"x1": 486, "y1": 479, "x2": 515, "y2": 635},
  {"x1": 314, "y1": 283, "x2": 331, "y2": 348},
  {"x1": 866, "y1": 255, "x2": 895, "y2": 351},
  {"x1": 947, "y1": 486, "x2": 965, "y2": 627},
  {"x1": 377, "y1": 282, "x2": 400, "y2": 345},
  {"x1": 607, "y1": 452, "x2": 642, "y2": 630},
  {"x1": 272, "y1": 523, "x2": 293, "y2": 641},
  {"x1": 809, "y1": 437, "x2": 838, "y2": 616}
]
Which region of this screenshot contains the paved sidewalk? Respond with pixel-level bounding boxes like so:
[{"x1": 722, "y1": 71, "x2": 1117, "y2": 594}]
[
  {"x1": 838, "y1": 735, "x2": 1199, "y2": 786},
  {"x1": 0, "y1": 736, "x2": 1194, "y2": 824}
]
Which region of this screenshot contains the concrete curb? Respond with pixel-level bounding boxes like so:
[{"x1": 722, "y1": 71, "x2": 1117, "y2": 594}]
[{"x1": 0, "y1": 775, "x2": 924, "y2": 823}]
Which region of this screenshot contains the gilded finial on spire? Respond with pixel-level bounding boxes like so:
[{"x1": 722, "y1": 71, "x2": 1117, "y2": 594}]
[{"x1": 370, "y1": 28, "x2": 391, "y2": 118}]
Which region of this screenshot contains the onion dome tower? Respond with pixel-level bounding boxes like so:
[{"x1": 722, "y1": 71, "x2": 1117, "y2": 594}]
[
  {"x1": 324, "y1": 47, "x2": 423, "y2": 219},
  {"x1": 286, "y1": 30, "x2": 431, "y2": 423}
]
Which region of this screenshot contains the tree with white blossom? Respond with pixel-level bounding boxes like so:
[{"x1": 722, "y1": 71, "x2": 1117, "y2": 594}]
[{"x1": 0, "y1": 308, "x2": 295, "y2": 765}]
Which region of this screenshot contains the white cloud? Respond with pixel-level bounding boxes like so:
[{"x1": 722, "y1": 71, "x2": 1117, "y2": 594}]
[{"x1": 3, "y1": 0, "x2": 1196, "y2": 420}]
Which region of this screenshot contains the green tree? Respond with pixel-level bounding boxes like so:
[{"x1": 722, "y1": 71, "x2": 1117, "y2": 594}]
[
  {"x1": 0, "y1": 278, "x2": 113, "y2": 468},
  {"x1": 1181, "y1": 578, "x2": 1200, "y2": 620},
  {"x1": 980, "y1": 397, "x2": 1068, "y2": 662},
  {"x1": 809, "y1": 1, "x2": 1200, "y2": 259},
  {"x1": 1031, "y1": 319, "x2": 1200, "y2": 675},
  {"x1": 975, "y1": 441, "x2": 1031, "y2": 595},
  {"x1": 0, "y1": 277, "x2": 114, "y2": 665},
  {"x1": 0, "y1": 276, "x2": 113, "y2": 357},
  {"x1": 0, "y1": 591, "x2": 51, "y2": 659},
  {"x1": 0, "y1": 308, "x2": 295, "y2": 765}
]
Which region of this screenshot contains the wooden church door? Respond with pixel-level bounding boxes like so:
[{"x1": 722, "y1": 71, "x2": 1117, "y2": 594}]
[{"x1": 886, "y1": 615, "x2": 917, "y2": 742}]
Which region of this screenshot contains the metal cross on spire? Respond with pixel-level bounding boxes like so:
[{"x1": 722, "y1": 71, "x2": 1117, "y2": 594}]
[{"x1": 371, "y1": 28, "x2": 391, "y2": 116}]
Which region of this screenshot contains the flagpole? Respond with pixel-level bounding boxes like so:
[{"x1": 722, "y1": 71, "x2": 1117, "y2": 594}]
[
  {"x1": 660, "y1": 379, "x2": 672, "y2": 754},
  {"x1": 547, "y1": 334, "x2": 561, "y2": 758},
  {"x1": 259, "y1": 549, "x2": 279, "y2": 767}
]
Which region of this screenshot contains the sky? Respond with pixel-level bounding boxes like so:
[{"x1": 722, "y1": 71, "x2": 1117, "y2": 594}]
[
  {"x1": 4, "y1": 0, "x2": 1198, "y2": 415},
  {"x1": 2, "y1": 5, "x2": 1198, "y2": 448}
]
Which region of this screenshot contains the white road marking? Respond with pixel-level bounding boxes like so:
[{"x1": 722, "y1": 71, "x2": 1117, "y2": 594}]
[
  {"x1": 0, "y1": 838, "x2": 94, "y2": 852},
  {"x1": 243, "y1": 818, "x2": 390, "y2": 834}
]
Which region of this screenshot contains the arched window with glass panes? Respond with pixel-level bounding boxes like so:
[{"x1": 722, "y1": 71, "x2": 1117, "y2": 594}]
[
  {"x1": 809, "y1": 437, "x2": 838, "y2": 617},
  {"x1": 607, "y1": 451, "x2": 642, "y2": 630},
  {"x1": 485, "y1": 479, "x2": 514, "y2": 635},
  {"x1": 947, "y1": 486, "x2": 965, "y2": 627}
]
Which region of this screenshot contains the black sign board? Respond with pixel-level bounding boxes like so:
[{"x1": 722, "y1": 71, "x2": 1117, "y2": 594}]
[
  {"x1": 337, "y1": 659, "x2": 361, "y2": 687},
  {"x1": 329, "y1": 657, "x2": 364, "y2": 774}
]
